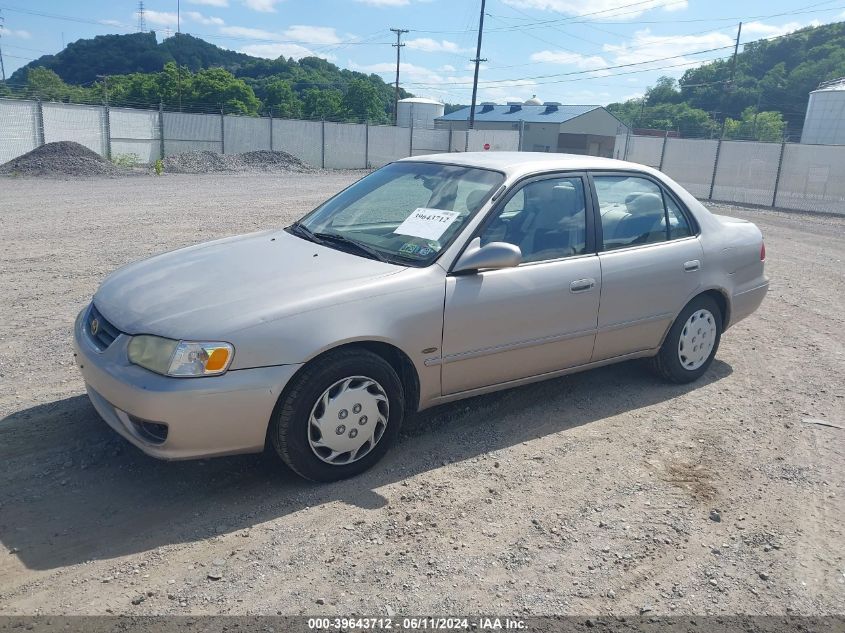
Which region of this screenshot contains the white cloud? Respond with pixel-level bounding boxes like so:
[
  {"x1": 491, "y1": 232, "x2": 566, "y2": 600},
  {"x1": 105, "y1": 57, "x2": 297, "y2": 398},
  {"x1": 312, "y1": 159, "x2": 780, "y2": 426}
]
[
  {"x1": 144, "y1": 10, "x2": 179, "y2": 26},
  {"x1": 220, "y1": 25, "x2": 279, "y2": 39},
  {"x1": 185, "y1": 11, "x2": 225, "y2": 26},
  {"x1": 603, "y1": 28, "x2": 734, "y2": 67},
  {"x1": 439, "y1": 64, "x2": 456, "y2": 72},
  {"x1": 742, "y1": 20, "x2": 821, "y2": 39},
  {"x1": 240, "y1": 42, "x2": 333, "y2": 60},
  {"x1": 188, "y1": 0, "x2": 229, "y2": 6},
  {"x1": 405, "y1": 38, "x2": 465, "y2": 53},
  {"x1": 530, "y1": 50, "x2": 609, "y2": 73},
  {"x1": 355, "y1": 0, "x2": 410, "y2": 5},
  {"x1": 98, "y1": 19, "x2": 124, "y2": 27},
  {"x1": 242, "y1": 0, "x2": 282, "y2": 12},
  {"x1": 284, "y1": 25, "x2": 342, "y2": 45},
  {"x1": 0, "y1": 26, "x2": 32, "y2": 39},
  {"x1": 500, "y1": 0, "x2": 687, "y2": 18}
]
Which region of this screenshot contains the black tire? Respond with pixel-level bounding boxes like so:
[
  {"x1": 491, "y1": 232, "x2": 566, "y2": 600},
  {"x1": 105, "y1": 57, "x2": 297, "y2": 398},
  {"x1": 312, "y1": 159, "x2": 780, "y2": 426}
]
[
  {"x1": 268, "y1": 348, "x2": 405, "y2": 482},
  {"x1": 650, "y1": 294, "x2": 722, "y2": 384}
]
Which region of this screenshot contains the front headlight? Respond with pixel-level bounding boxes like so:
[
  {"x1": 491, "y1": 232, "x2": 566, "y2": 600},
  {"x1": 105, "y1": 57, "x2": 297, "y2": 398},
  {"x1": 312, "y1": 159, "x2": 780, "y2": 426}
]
[{"x1": 127, "y1": 335, "x2": 234, "y2": 377}]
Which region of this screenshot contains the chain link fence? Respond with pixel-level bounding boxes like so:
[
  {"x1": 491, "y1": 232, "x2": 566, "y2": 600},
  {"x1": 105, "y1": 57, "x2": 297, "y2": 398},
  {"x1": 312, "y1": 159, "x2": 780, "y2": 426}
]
[
  {"x1": 617, "y1": 131, "x2": 845, "y2": 215},
  {"x1": 0, "y1": 97, "x2": 520, "y2": 171}
]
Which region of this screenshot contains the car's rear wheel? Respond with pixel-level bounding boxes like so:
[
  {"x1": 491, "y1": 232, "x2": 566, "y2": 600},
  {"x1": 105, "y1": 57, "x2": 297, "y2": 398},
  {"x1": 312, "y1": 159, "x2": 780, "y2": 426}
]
[
  {"x1": 269, "y1": 348, "x2": 404, "y2": 482},
  {"x1": 651, "y1": 295, "x2": 722, "y2": 384}
]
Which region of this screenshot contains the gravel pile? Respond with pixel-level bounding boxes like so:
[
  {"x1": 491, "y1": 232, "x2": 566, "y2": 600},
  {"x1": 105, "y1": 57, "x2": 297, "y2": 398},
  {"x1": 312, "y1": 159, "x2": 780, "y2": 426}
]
[
  {"x1": 0, "y1": 141, "x2": 124, "y2": 177},
  {"x1": 164, "y1": 149, "x2": 314, "y2": 174}
]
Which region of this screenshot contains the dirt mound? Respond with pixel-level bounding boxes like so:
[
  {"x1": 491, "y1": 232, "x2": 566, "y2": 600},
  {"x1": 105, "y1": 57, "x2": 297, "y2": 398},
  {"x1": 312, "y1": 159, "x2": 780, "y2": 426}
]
[
  {"x1": 164, "y1": 149, "x2": 314, "y2": 174},
  {"x1": 0, "y1": 141, "x2": 123, "y2": 177}
]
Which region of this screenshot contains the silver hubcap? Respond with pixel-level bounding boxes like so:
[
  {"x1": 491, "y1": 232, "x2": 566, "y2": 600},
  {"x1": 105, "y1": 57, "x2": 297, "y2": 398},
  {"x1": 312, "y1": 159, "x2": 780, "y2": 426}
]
[
  {"x1": 678, "y1": 309, "x2": 717, "y2": 371},
  {"x1": 308, "y1": 376, "x2": 389, "y2": 466}
]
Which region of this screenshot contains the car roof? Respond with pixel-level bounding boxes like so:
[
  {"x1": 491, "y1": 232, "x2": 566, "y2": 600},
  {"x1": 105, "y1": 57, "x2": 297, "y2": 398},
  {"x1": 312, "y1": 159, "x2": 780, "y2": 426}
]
[{"x1": 398, "y1": 151, "x2": 653, "y2": 180}]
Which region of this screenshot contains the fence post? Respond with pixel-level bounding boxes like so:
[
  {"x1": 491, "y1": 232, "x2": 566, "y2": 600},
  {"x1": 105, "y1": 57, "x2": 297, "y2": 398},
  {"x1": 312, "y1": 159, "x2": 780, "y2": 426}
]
[
  {"x1": 518, "y1": 120, "x2": 525, "y2": 152},
  {"x1": 220, "y1": 106, "x2": 225, "y2": 154},
  {"x1": 708, "y1": 138, "x2": 722, "y2": 200},
  {"x1": 772, "y1": 142, "x2": 786, "y2": 208},
  {"x1": 623, "y1": 127, "x2": 631, "y2": 161},
  {"x1": 364, "y1": 120, "x2": 369, "y2": 169},
  {"x1": 103, "y1": 105, "x2": 112, "y2": 161},
  {"x1": 658, "y1": 130, "x2": 668, "y2": 171},
  {"x1": 409, "y1": 113, "x2": 414, "y2": 157},
  {"x1": 447, "y1": 126, "x2": 453, "y2": 152},
  {"x1": 321, "y1": 118, "x2": 326, "y2": 169},
  {"x1": 158, "y1": 102, "x2": 165, "y2": 160},
  {"x1": 269, "y1": 107, "x2": 274, "y2": 152},
  {"x1": 35, "y1": 98, "x2": 45, "y2": 146}
]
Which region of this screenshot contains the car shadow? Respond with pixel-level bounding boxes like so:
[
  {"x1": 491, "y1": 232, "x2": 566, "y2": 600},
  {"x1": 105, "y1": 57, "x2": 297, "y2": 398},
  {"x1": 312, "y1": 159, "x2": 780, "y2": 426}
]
[{"x1": 0, "y1": 359, "x2": 732, "y2": 571}]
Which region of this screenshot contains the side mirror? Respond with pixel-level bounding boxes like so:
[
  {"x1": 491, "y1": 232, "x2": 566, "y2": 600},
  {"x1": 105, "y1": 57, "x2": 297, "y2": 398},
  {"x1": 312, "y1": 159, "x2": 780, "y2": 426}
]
[{"x1": 453, "y1": 237, "x2": 522, "y2": 273}]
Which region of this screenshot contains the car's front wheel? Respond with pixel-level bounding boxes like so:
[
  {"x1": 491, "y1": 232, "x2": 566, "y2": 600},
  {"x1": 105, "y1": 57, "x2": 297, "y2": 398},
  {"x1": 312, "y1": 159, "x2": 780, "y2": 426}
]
[
  {"x1": 269, "y1": 348, "x2": 405, "y2": 482},
  {"x1": 651, "y1": 295, "x2": 722, "y2": 384}
]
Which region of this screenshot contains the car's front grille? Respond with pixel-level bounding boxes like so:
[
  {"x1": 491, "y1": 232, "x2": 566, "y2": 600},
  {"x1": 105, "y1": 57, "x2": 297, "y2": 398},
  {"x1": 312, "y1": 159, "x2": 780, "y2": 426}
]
[{"x1": 86, "y1": 304, "x2": 123, "y2": 351}]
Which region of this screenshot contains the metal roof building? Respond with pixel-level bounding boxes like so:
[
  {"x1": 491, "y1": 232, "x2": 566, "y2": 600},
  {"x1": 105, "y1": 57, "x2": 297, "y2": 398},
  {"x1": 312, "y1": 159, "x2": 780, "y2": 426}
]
[{"x1": 435, "y1": 101, "x2": 628, "y2": 158}]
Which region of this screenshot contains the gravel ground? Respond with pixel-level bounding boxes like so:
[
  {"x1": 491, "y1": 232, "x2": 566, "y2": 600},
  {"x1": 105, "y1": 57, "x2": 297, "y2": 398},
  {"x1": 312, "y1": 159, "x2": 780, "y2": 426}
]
[
  {"x1": 164, "y1": 150, "x2": 314, "y2": 174},
  {"x1": 0, "y1": 173, "x2": 842, "y2": 617},
  {"x1": 0, "y1": 141, "x2": 126, "y2": 178}
]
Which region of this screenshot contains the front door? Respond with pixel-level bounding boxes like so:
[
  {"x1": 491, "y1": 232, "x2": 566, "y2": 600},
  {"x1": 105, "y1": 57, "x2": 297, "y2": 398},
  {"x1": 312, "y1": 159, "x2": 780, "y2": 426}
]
[
  {"x1": 441, "y1": 174, "x2": 601, "y2": 395},
  {"x1": 590, "y1": 173, "x2": 704, "y2": 361}
]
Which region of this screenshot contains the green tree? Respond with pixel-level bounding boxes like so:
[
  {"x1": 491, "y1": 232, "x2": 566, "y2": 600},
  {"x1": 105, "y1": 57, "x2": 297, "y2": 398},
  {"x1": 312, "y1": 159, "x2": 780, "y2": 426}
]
[
  {"x1": 723, "y1": 107, "x2": 786, "y2": 142},
  {"x1": 302, "y1": 88, "x2": 343, "y2": 120},
  {"x1": 265, "y1": 79, "x2": 302, "y2": 117},
  {"x1": 187, "y1": 67, "x2": 261, "y2": 115},
  {"x1": 342, "y1": 78, "x2": 383, "y2": 122},
  {"x1": 22, "y1": 67, "x2": 89, "y2": 102}
]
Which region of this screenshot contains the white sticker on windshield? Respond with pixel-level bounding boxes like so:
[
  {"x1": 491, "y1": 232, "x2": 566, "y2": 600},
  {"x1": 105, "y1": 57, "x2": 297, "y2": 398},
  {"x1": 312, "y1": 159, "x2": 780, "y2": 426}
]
[{"x1": 393, "y1": 208, "x2": 460, "y2": 241}]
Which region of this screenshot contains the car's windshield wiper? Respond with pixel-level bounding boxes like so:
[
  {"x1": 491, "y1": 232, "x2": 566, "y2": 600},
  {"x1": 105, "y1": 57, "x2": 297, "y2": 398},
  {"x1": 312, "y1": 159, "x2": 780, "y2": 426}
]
[
  {"x1": 288, "y1": 222, "x2": 324, "y2": 244},
  {"x1": 313, "y1": 232, "x2": 392, "y2": 263}
]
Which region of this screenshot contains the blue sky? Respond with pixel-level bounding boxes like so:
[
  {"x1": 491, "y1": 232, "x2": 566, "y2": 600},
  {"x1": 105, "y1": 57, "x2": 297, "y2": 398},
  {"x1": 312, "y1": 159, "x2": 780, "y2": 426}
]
[{"x1": 1, "y1": 0, "x2": 843, "y2": 105}]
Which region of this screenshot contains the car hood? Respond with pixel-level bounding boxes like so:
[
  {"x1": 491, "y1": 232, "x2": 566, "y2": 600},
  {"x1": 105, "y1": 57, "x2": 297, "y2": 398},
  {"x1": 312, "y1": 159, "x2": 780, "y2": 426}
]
[{"x1": 93, "y1": 229, "x2": 405, "y2": 339}]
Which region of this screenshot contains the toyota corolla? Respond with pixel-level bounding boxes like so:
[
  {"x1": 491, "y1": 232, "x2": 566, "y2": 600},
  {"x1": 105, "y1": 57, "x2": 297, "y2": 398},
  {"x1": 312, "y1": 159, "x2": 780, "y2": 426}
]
[{"x1": 73, "y1": 152, "x2": 768, "y2": 481}]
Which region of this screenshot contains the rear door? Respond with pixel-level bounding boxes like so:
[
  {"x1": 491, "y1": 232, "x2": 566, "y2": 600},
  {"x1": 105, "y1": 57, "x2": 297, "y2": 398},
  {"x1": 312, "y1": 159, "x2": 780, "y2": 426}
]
[
  {"x1": 440, "y1": 173, "x2": 601, "y2": 395},
  {"x1": 589, "y1": 172, "x2": 703, "y2": 361}
]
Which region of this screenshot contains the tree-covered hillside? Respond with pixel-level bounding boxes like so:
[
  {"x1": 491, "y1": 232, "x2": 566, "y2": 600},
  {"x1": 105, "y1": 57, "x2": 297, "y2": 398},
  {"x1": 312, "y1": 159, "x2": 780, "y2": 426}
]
[
  {"x1": 6, "y1": 32, "x2": 409, "y2": 123},
  {"x1": 610, "y1": 21, "x2": 845, "y2": 140}
]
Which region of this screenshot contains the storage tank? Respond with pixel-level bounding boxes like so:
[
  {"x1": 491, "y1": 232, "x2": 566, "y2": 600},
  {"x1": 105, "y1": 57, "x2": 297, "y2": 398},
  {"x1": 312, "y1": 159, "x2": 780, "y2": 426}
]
[
  {"x1": 397, "y1": 97, "x2": 445, "y2": 128},
  {"x1": 801, "y1": 78, "x2": 845, "y2": 144}
]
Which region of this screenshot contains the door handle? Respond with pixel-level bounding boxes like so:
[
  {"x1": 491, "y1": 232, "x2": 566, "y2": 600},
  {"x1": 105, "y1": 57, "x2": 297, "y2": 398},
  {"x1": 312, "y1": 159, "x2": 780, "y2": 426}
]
[
  {"x1": 570, "y1": 278, "x2": 596, "y2": 293},
  {"x1": 684, "y1": 260, "x2": 700, "y2": 272}
]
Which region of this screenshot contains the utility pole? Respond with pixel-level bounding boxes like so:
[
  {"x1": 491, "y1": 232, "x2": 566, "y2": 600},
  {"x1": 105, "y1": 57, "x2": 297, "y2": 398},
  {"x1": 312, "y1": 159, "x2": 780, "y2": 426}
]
[
  {"x1": 0, "y1": 9, "x2": 6, "y2": 84},
  {"x1": 96, "y1": 74, "x2": 110, "y2": 106},
  {"x1": 390, "y1": 28, "x2": 408, "y2": 125},
  {"x1": 720, "y1": 21, "x2": 742, "y2": 138},
  {"x1": 177, "y1": 0, "x2": 182, "y2": 111},
  {"x1": 468, "y1": 0, "x2": 487, "y2": 130}
]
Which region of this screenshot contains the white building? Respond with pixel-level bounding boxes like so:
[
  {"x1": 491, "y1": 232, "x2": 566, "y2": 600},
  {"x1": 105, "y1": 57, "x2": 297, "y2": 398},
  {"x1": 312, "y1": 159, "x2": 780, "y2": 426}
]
[
  {"x1": 397, "y1": 97, "x2": 445, "y2": 129},
  {"x1": 801, "y1": 78, "x2": 845, "y2": 145},
  {"x1": 435, "y1": 99, "x2": 628, "y2": 157}
]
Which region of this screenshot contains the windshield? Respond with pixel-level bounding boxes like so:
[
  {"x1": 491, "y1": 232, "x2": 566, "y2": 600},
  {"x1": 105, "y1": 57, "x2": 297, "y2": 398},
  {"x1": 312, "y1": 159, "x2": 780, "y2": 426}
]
[{"x1": 293, "y1": 161, "x2": 504, "y2": 266}]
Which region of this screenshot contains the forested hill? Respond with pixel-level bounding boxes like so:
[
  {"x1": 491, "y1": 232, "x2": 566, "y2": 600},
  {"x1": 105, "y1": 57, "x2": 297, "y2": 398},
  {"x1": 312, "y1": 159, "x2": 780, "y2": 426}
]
[
  {"x1": 611, "y1": 20, "x2": 845, "y2": 140},
  {"x1": 5, "y1": 32, "x2": 409, "y2": 123}
]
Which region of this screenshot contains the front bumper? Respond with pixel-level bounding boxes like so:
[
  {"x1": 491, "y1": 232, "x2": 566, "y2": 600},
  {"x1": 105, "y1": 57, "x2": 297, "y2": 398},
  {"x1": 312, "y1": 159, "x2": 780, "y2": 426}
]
[{"x1": 73, "y1": 307, "x2": 302, "y2": 460}]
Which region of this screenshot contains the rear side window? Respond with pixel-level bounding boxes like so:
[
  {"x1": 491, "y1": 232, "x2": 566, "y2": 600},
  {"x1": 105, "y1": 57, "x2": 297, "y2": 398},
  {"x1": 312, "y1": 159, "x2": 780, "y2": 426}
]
[{"x1": 593, "y1": 175, "x2": 691, "y2": 251}]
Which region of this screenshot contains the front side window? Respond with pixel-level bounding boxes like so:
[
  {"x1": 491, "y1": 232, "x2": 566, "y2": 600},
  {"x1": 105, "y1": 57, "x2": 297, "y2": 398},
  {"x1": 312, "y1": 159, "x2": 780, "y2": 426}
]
[
  {"x1": 594, "y1": 175, "x2": 691, "y2": 251},
  {"x1": 294, "y1": 162, "x2": 504, "y2": 266},
  {"x1": 480, "y1": 176, "x2": 588, "y2": 263}
]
